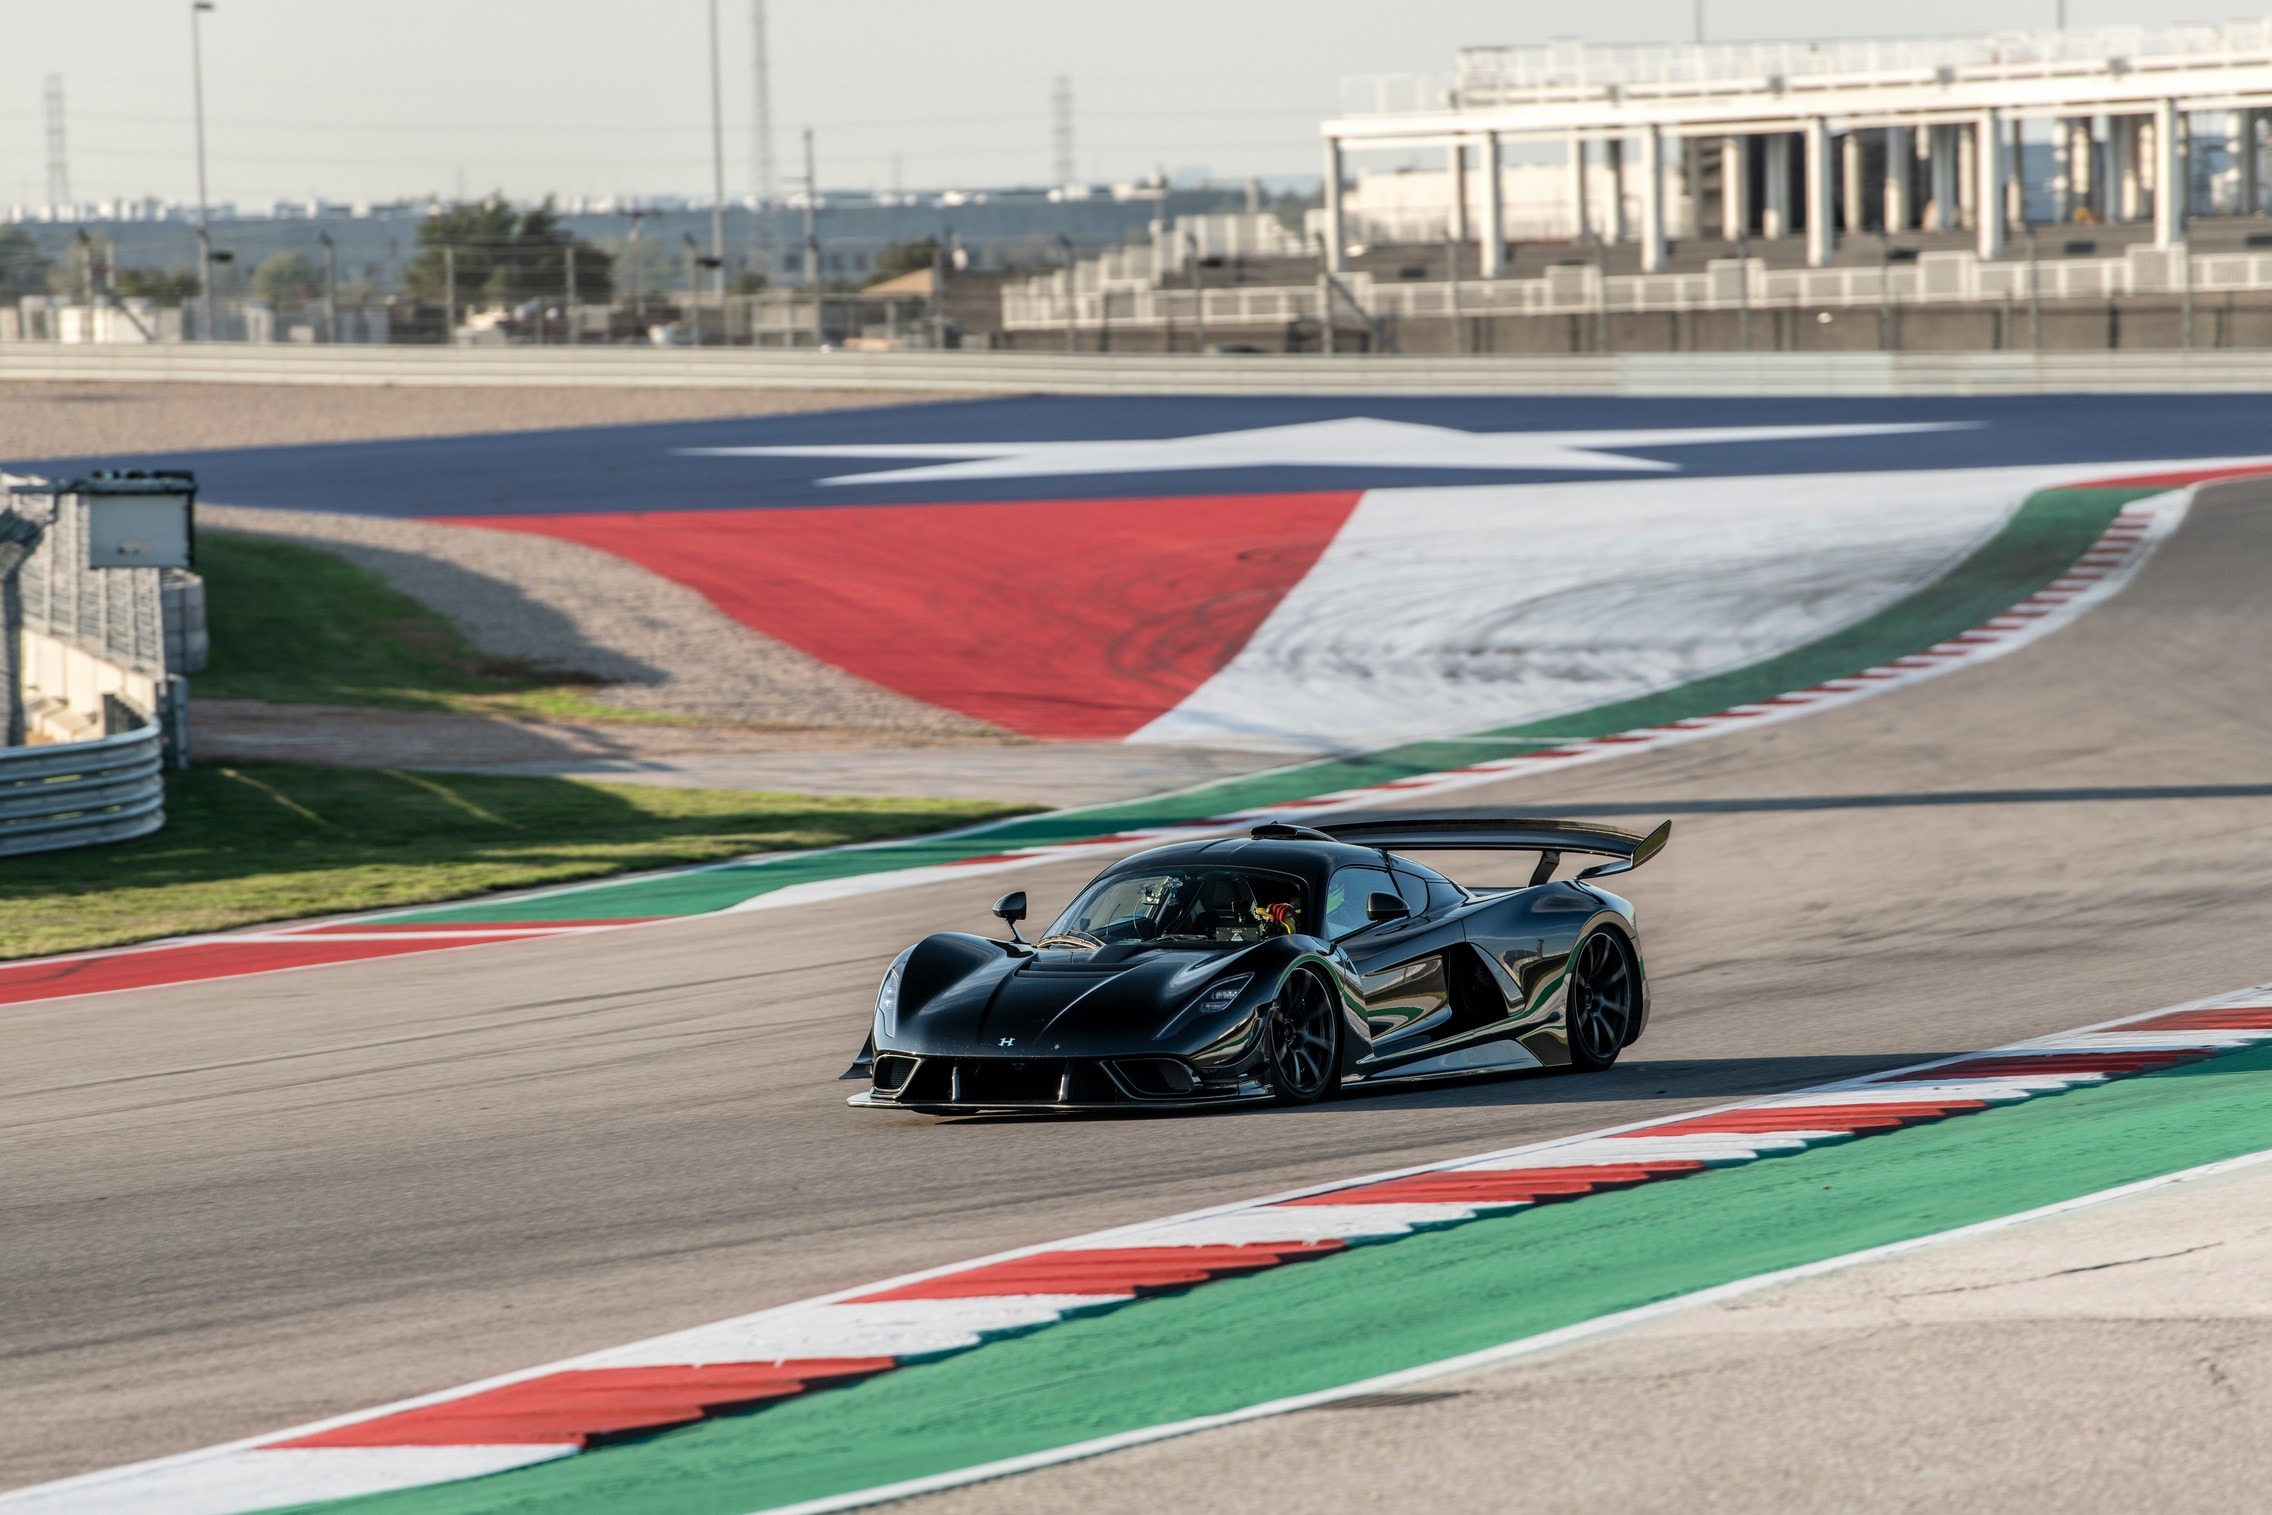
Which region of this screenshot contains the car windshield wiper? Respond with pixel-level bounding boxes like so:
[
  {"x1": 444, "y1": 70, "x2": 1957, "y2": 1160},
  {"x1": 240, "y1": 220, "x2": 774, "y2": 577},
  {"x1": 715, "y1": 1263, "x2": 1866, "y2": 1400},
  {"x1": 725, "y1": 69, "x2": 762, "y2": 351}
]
[{"x1": 1037, "y1": 932, "x2": 1105, "y2": 950}]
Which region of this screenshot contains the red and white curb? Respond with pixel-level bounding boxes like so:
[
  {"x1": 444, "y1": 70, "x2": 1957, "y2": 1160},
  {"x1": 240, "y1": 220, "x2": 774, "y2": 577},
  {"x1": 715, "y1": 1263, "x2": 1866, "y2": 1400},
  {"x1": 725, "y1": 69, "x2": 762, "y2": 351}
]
[
  {"x1": 0, "y1": 921, "x2": 655, "y2": 1012},
  {"x1": 0, "y1": 473, "x2": 2205, "y2": 1012},
  {"x1": 13, "y1": 978, "x2": 2272, "y2": 1515}
]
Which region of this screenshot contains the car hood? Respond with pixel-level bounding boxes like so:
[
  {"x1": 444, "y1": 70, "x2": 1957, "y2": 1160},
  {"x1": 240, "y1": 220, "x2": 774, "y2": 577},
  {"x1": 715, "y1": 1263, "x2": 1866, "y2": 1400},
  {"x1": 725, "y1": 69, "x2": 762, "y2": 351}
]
[{"x1": 898, "y1": 936, "x2": 1260, "y2": 1053}]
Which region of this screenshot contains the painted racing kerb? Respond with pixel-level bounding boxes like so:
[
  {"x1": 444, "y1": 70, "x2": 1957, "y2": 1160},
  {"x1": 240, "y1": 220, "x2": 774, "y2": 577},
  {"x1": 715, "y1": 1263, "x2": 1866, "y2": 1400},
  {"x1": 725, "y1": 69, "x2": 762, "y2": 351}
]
[
  {"x1": 17, "y1": 981, "x2": 2272, "y2": 1515},
  {"x1": 0, "y1": 459, "x2": 2235, "y2": 1008}
]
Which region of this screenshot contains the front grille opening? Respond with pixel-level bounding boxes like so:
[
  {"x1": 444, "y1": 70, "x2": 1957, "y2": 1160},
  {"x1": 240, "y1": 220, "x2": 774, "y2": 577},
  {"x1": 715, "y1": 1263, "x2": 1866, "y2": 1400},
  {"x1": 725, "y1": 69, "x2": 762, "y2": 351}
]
[
  {"x1": 899, "y1": 1058, "x2": 954, "y2": 1103},
  {"x1": 1111, "y1": 1057, "x2": 1201, "y2": 1098},
  {"x1": 872, "y1": 1054, "x2": 917, "y2": 1093},
  {"x1": 954, "y1": 1058, "x2": 1066, "y2": 1104}
]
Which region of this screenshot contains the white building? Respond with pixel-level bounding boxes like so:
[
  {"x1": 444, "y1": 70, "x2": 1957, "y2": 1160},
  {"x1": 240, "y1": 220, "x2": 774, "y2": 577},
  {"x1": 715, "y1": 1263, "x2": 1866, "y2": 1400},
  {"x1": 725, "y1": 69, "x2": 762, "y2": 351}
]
[
  {"x1": 1319, "y1": 159, "x2": 1696, "y2": 249},
  {"x1": 1323, "y1": 22, "x2": 2272, "y2": 272}
]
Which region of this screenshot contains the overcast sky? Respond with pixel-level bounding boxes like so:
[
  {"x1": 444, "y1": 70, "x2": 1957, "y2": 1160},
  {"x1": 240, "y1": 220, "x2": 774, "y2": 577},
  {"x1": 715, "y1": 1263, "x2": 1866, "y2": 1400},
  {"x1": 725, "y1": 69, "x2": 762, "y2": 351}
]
[{"x1": 1, "y1": 1, "x2": 2216, "y2": 208}]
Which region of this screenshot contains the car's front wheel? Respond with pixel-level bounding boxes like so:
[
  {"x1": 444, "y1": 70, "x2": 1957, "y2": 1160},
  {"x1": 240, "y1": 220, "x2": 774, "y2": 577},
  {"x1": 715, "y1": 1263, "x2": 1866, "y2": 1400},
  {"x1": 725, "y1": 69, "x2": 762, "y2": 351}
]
[
  {"x1": 1266, "y1": 969, "x2": 1342, "y2": 1104},
  {"x1": 1565, "y1": 930, "x2": 1639, "y2": 1072}
]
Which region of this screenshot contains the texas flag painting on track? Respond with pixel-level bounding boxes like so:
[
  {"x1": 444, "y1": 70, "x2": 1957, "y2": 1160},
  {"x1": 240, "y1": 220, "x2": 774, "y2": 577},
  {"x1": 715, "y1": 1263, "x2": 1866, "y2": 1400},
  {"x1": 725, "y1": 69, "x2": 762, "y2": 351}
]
[{"x1": 35, "y1": 392, "x2": 2272, "y2": 759}]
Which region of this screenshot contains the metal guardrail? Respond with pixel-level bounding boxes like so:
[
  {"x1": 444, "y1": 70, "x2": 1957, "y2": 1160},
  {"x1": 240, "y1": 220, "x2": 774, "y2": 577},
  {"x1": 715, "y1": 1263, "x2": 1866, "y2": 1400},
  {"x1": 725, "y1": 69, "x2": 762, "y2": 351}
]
[{"x1": 0, "y1": 723, "x2": 166, "y2": 857}]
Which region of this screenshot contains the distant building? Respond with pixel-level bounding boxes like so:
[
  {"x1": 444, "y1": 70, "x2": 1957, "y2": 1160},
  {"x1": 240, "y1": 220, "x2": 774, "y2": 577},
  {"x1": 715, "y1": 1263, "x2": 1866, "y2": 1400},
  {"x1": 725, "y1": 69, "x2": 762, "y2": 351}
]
[{"x1": 1321, "y1": 22, "x2": 2272, "y2": 271}]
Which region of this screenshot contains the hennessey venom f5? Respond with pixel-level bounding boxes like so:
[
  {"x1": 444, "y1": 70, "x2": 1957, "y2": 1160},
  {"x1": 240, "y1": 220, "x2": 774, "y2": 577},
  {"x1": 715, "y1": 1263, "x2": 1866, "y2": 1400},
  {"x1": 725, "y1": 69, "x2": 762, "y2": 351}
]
[{"x1": 846, "y1": 813, "x2": 1669, "y2": 1114}]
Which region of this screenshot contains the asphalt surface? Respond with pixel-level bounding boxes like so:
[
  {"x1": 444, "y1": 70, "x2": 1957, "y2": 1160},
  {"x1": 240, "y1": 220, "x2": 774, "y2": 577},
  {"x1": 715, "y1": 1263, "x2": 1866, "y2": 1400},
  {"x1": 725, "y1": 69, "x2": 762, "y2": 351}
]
[{"x1": 7, "y1": 480, "x2": 2272, "y2": 1495}]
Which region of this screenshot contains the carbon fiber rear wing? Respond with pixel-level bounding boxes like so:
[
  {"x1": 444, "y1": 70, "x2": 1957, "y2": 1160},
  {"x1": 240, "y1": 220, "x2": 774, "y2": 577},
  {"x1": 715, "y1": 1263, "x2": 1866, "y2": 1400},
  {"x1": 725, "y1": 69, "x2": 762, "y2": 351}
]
[{"x1": 1253, "y1": 814, "x2": 1671, "y2": 886}]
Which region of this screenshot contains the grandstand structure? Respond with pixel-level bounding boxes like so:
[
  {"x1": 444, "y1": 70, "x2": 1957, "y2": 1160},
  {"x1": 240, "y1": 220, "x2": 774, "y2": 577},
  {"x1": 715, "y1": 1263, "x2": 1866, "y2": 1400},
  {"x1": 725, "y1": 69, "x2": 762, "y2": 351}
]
[
  {"x1": 993, "y1": 23, "x2": 2272, "y2": 354},
  {"x1": 1323, "y1": 23, "x2": 2272, "y2": 272}
]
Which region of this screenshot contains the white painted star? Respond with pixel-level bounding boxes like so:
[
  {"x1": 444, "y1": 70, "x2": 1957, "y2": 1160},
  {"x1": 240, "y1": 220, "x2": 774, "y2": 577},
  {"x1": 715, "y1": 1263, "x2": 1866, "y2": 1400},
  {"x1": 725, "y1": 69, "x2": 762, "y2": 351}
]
[{"x1": 678, "y1": 417, "x2": 1976, "y2": 486}]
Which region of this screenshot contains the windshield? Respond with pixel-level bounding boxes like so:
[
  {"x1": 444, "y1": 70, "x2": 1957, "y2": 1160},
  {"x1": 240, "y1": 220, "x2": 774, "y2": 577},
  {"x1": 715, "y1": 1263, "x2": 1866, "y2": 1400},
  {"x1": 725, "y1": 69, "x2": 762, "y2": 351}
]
[{"x1": 1043, "y1": 867, "x2": 1309, "y2": 947}]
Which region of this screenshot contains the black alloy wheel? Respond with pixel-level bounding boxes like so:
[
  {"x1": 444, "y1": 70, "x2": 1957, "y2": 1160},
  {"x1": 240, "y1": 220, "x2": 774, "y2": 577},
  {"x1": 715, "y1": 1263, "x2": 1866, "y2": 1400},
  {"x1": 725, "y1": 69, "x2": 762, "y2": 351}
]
[
  {"x1": 1565, "y1": 931, "x2": 1638, "y2": 1072},
  {"x1": 1266, "y1": 969, "x2": 1342, "y2": 1104}
]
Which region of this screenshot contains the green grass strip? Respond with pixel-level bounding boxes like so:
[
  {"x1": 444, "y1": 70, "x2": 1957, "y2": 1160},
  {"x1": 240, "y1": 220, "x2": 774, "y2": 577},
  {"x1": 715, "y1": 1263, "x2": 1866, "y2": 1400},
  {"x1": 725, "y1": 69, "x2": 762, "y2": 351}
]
[
  {"x1": 396, "y1": 484, "x2": 2145, "y2": 925},
  {"x1": 196, "y1": 531, "x2": 701, "y2": 726},
  {"x1": 282, "y1": 1041, "x2": 2272, "y2": 1515},
  {"x1": 0, "y1": 766, "x2": 1022, "y2": 960}
]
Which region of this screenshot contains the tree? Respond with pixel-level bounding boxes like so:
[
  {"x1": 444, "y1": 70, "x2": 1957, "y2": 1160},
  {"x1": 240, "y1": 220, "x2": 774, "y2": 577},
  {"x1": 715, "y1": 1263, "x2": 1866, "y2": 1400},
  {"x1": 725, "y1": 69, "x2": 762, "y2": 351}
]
[
  {"x1": 251, "y1": 251, "x2": 320, "y2": 306},
  {"x1": 867, "y1": 236, "x2": 940, "y2": 286},
  {"x1": 0, "y1": 228, "x2": 50, "y2": 302},
  {"x1": 405, "y1": 195, "x2": 613, "y2": 306},
  {"x1": 116, "y1": 266, "x2": 202, "y2": 306}
]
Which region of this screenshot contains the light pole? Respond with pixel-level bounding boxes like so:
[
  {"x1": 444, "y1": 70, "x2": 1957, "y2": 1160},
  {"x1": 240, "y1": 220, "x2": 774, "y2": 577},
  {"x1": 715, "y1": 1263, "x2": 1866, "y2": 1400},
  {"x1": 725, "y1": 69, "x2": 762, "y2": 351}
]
[
  {"x1": 627, "y1": 209, "x2": 645, "y2": 338},
  {"x1": 190, "y1": 0, "x2": 216, "y2": 340},
  {"x1": 1187, "y1": 231, "x2": 1206, "y2": 354},
  {"x1": 705, "y1": 0, "x2": 728, "y2": 304},
  {"x1": 801, "y1": 127, "x2": 821, "y2": 345},
  {"x1": 318, "y1": 230, "x2": 337, "y2": 343},
  {"x1": 683, "y1": 232, "x2": 700, "y2": 345},
  {"x1": 1057, "y1": 233, "x2": 1076, "y2": 352}
]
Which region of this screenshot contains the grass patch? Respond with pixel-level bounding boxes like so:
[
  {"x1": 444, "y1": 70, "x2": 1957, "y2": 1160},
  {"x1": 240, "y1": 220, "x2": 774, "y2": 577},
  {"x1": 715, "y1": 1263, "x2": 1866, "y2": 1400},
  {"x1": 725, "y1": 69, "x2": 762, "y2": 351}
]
[
  {"x1": 0, "y1": 764, "x2": 1029, "y2": 959},
  {"x1": 194, "y1": 532, "x2": 674, "y2": 723}
]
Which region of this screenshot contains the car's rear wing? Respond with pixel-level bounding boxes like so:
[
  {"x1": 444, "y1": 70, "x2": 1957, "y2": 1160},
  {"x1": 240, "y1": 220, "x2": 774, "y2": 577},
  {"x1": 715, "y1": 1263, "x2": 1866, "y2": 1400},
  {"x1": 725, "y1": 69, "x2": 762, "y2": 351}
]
[{"x1": 1253, "y1": 814, "x2": 1671, "y2": 887}]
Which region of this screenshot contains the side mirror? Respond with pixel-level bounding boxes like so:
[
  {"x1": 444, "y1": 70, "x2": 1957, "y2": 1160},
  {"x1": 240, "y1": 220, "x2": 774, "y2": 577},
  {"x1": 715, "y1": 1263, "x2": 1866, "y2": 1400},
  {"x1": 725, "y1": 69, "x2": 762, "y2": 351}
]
[
  {"x1": 993, "y1": 890, "x2": 1029, "y2": 945},
  {"x1": 1365, "y1": 892, "x2": 1410, "y2": 924}
]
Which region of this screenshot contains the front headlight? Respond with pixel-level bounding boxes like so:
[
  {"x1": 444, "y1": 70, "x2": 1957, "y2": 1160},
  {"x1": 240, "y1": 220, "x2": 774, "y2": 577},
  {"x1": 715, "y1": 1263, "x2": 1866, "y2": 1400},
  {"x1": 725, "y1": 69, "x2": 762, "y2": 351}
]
[
  {"x1": 1190, "y1": 974, "x2": 1252, "y2": 1018},
  {"x1": 875, "y1": 958, "x2": 906, "y2": 1037}
]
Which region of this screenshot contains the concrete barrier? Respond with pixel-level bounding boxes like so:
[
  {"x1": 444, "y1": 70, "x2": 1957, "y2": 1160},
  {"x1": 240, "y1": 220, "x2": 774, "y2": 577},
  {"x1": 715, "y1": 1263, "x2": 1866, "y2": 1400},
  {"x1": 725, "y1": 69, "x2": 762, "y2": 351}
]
[{"x1": 7, "y1": 343, "x2": 2272, "y2": 395}]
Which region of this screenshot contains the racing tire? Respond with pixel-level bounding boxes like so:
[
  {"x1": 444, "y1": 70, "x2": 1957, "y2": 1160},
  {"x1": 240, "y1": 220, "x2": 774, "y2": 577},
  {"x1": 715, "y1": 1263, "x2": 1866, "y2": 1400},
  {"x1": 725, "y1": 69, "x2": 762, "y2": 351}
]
[
  {"x1": 1266, "y1": 968, "x2": 1343, "y2": 1105},
  {"x1": 1565, "y1": 930, "x2": 1640, "y2": 1073}
]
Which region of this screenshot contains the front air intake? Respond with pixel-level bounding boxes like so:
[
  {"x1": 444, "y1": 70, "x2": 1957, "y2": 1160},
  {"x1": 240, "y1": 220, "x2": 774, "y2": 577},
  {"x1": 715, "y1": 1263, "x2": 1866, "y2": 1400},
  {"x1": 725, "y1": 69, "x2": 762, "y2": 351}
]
[
  {"x1": 1110, "y1": 1057, "x2": 1202, "y2": 1098},
  {"x1": 952, "y1": 1059, "x2": 1067, "y2": 1105}
]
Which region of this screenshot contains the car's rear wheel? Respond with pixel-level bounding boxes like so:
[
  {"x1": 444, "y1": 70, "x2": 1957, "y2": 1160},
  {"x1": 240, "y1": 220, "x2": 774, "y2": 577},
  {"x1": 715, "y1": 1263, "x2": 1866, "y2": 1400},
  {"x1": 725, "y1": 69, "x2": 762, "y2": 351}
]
[
  {"x1": 1266, "y1": 969, "x2": 1342, "y2": 1105},
  {"x1": 1565, "y1": 931, "x2": 1639, "y2": 1072}
]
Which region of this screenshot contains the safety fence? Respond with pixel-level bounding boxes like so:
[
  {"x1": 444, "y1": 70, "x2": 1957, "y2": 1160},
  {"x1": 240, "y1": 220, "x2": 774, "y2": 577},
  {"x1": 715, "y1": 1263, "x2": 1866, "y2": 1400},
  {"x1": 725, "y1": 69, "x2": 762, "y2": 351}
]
[
  {"x1": 0, "y1": 722, "x2": 165, "y2": 857},
  {"x1": 1003, "y1": 242, "x2": 2263, "y2": 331}
]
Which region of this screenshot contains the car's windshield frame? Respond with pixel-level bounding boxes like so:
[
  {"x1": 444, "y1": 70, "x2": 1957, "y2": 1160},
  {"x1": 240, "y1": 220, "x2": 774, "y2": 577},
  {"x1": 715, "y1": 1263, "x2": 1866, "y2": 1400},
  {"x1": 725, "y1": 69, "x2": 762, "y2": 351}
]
[{"x1": 1042, "y1": 865, "x2": 1311, "y2": 948}]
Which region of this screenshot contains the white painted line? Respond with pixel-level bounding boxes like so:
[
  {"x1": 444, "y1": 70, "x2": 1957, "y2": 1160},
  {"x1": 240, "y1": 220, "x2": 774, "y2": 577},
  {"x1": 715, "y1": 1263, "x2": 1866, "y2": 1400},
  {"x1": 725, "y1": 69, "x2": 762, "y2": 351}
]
[
  {"x1": 1067, "y1": 1205, "x2": 1496, "y2": 1248},
  {"x1": 589, "y1": 1298, "x2": 1126, "y2": 1368},
  {"x1": 1746, "y1": 1086, "x2": 2036, "y2": 1107}
]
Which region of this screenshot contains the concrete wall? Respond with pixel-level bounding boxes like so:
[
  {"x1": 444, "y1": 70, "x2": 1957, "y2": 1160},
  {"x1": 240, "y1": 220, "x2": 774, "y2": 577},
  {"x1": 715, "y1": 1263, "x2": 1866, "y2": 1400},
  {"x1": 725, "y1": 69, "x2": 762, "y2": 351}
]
[
  {"x1": 18, "y1": 628, "x2": 163, "y2": 745},
  {"x1": 13, "y1": 339, "x2": 2272, "y2": 395}
]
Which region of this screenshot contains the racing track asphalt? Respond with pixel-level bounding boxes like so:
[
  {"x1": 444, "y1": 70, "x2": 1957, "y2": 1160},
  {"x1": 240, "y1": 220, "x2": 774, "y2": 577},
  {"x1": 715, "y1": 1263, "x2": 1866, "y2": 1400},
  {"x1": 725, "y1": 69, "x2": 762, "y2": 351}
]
[{"x1": 7, "y1": 480, "x2": 2272, "y2": 1496}]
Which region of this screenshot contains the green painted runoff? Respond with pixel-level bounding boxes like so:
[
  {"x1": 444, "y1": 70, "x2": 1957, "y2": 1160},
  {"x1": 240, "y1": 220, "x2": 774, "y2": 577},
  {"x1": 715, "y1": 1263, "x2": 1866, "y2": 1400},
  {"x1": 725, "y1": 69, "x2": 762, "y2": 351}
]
[{"x1": 279, "y1": 1039, "x2": 2272, "y2": 1515}]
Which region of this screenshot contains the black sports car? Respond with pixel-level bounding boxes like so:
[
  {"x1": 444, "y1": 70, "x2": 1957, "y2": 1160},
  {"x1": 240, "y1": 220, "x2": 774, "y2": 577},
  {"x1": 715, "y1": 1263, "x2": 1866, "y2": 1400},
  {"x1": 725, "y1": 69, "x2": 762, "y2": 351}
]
[{"x1": 846, "y1": 812, "x2": 1669, "y2": 1114}]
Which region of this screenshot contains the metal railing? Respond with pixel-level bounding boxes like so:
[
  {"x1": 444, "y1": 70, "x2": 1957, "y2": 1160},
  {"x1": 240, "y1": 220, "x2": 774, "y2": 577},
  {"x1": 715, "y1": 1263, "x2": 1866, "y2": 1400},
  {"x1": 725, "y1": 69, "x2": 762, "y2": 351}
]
[
  {"x1": 0, "y1": 722, "x2": 165, "y2": 857},
  {"x1": 1341, "y1": 21, "x2": 2272, "y2": 114},
  {"x1": 1004, "y1": 243, "x2": 2254, "y2": 329}
]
